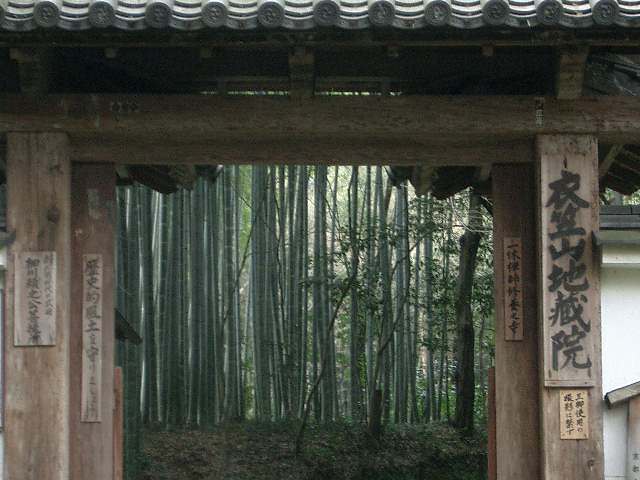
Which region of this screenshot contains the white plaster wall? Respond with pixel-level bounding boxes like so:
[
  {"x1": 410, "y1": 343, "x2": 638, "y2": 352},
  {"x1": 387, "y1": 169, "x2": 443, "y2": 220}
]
[{"x1": 602, "y1": 259, "x2": 640, "y2": 480}]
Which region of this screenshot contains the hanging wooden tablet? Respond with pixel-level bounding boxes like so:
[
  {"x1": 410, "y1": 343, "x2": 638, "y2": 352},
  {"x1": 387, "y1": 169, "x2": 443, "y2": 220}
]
[
  {"x1": 15, "y1": 251, "x2": 57, "y2": 346},
  {"x1": 81, "y1": 254, "x2": 103, "y2": 422}
]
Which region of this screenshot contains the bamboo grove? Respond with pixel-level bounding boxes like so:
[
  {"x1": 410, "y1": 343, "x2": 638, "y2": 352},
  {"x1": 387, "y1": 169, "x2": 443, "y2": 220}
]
[{"x1": 115, "y1": 166, "x2": 495, "y2": 471}]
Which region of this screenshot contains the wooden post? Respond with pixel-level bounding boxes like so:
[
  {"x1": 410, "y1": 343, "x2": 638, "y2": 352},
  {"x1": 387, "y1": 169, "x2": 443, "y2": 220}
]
[
  {"x1": 114, "y1": 367, "x2": 124, "y2": 480},
  {"x1": 492, "y1": 163, "x2": 540, "y2": 480},
  {"x1": 536, "y1": 135, "x2": 604, "y2": 480},
  {"x1": 70, "y1": 163, "x2": 116, "y2": 480},
  {"x1": 4, "y1": 133, "x2": 71, "y2": 480},
  {"x1": 487, "y1": 366, "x2": 497, "y2": 480},
  {"x1": 627, "y1": 396, "x2": 640, "y2": 480}
]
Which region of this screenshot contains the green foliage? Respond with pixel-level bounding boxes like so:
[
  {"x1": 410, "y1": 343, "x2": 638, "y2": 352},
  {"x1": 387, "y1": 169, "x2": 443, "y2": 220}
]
[{"x1": 118, "y1": 166, "x2": 497, "y2": 476}]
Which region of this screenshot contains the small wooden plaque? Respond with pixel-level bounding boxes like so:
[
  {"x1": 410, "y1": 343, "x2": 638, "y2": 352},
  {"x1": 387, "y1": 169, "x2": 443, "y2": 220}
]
[
  {"x1": 15, "y1": 251, "x2": 57, "y2": 346},
  {"x1": 503, "y1": 237, "x2": 524, "y2": 341},
  {"x1": 559, "y1": 389, "x2": 589, "y2": 440},
  {"x1": 81, "y1": 254, "x2": 103, "y2": 422}
]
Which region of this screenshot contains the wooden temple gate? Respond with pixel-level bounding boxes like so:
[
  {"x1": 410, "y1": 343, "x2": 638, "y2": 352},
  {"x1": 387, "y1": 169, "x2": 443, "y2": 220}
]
[{"x1": 1, "y1": 7, "x2": 639, "y2": 477}]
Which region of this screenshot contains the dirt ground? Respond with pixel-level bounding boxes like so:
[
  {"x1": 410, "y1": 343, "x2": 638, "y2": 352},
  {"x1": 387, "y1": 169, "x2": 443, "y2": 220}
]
[{"x1": 140, "y1": 422, "x2": 485, "y2": 480}]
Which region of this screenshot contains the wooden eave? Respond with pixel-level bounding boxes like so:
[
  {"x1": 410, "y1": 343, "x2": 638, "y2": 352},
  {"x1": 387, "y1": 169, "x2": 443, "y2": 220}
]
[{"x1": 605, "y1": 381, "x2": 640, "y2": 408}]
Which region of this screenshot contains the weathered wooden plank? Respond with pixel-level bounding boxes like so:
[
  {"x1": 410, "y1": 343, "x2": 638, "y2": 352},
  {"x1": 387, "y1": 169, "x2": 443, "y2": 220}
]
[
  {"x1": 503, "y1": 237, "x2": 524, "y2": 341},
  {"x1": 70, "y1": 163, "x2": 115, "y2": 480},
  {"x1": 114, "y1": 367, "x2": 124, "y2": 480},
  {"x1": 556, "y1": 47, "x2": 589, "y2": 100},
  {"x1": 5, "y1": 132, "x2": 71, "y2": 480},
  {"x1": 536, "y1": 134, "x2": 603, "y2": 480},
  {"x1": 606, "y1": 381, "x2": 640, "y2": 407},
  {"x1": 1, "y1": 95, "x2": 640, "y2": 147},
  {"x1": 538, "y1": 135, "x2": 599, "y2": 388},
  {"x1": 629, "y1": 396, "x2": 640, "y2": 480},
  {"x1": 81, "y1": 253, "x2": 103, "y2": 422},
  {"x1": 493, "y1": 163, "x2": 540, "y2": 480},
  {"x1": 487, "y1": 366, "x2": 497, "y2": 480},
  {"x1": 69, "y1": 138, "x2": 533, "y2": 166},
  {"x1": 14, "y1": 251, "x2": 57, "y2": 346}
]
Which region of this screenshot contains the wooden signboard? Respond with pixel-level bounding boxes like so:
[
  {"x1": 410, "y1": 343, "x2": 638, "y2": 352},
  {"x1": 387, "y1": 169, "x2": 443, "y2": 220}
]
[
  {"x1": 559, "y1": 389, "x2": 589, "y2": 440},
  {"x1": 503, "y1": 237, "x2": 524, "y2": 341},
  {"x1": 14, "y1": 251, "x2": 57, "y2": 346},
  {"x1": 82, "y1": 254, "x2": 103, "y2": 422},
  {"x1": 628, "y1": 396, "x2": 640, "y2": 480},
  {"x1": 539, "y1": 149, "x2": 598, "y2": 387}
]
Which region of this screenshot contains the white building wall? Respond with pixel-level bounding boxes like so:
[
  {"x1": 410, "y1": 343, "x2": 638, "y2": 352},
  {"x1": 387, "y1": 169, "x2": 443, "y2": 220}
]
[{"x1": 602, "y1": 258, "x2": 640, "y2": 480}]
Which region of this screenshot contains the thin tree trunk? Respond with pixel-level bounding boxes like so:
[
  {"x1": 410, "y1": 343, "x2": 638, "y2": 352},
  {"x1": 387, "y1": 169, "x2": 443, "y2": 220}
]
[{"x1": 454, "y1": 191, "x2": 482, "y2": 435}]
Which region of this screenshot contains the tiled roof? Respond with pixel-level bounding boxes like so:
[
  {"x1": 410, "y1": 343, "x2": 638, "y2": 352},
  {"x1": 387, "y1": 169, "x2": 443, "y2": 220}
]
[{"x1": 0, "y1": 0, "x2": 634, "y2": 32}]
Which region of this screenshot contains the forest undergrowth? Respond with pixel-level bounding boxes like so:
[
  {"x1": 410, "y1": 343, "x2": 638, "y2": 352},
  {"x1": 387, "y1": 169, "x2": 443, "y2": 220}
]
[{"x1": 140, "y1": 421, "x2": 486, "y2": 480}]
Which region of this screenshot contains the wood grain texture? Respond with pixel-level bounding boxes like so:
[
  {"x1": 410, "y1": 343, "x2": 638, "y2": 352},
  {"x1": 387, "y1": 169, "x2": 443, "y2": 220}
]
[
  {"x1": 487, "y1": 367, "x2": 497, "y2": 480},
  {"x1": 5, "y1": 132, "x2": 71, "y2": 480},
  {"x1": 628, "y1": 396, "x2": 640, "y2": 480},
  {"x1": 1, "y1": 95, "x2": 640, "y2": 147},
  {"x1": 114, "y1": 367, "x2": 124, "y2": 480},
  {"x1": 69, "y1": 139, "x2": 534, "y2": 166},
  {"x1": 70, "y1": 164, "x2": 115, "y2": 480},
  {"x1": 538, "y1": 135, "x2": 599, "y2": 387},
  {"x1": 606, "y1": 381, "x2": 640, "y2": 407},
  {"x1": 503, "y1": 237, "x2": 524, "y2": 341},
  {"x1": 555, "y1": 47, "x2": 589, "y2": 100},
  {"x1": 492, "y1": 163, "x2": 540, "y2": 480},
  {"x1": 14, "y1": 251, "x2": 57, "y2": 346},
  {"x1": 81, "y1": 253, "x2": 103, "y2": 422},
  {"x1": 536, "y1": 135, "x2": 603, "y2": 480}
]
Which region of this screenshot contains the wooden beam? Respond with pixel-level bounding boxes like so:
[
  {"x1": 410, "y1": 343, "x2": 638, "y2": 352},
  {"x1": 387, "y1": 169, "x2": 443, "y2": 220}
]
[
  {"x1": 536, "y1": 135, "x2": 603, "y2": 480},
  {"x1": 493, "y1": 163, "x2": 540, "y2": 480},
  {"x1": 599, "y1": 144, "x2": 623, "y2": 179},
  {"x1": 1, "y1": 95, "x2": 640, "y2": 150},
  {"x1": 556, "y1": 47, "x2": 589, "y2": 100},
  {"x1": 9, "y1": 48, "x2": 51, "y2": 97},
  {"x1": 70, "y1": 163, "x2": 115, "y2": 480},
  {"x1": 70, "y1": 138, "x2": 534, "y2": 166},
  {"x1": 5, "y1": 133, "x2": 71, "y2": 480},
  {"x1": 289, "y1": 47, "x2": 315, "y2": 100}
]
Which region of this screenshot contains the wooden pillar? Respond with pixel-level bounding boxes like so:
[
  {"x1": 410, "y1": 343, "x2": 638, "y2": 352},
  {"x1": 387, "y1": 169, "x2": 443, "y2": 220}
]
[
  {"x1": 487, "y1": 367, "x2": 497, "y2": 480},
  {"x1": 628, "y1": 397, "x2": 640, "y2": 480},
  {"x1": 492, "y1": 163, "x2": 541, "y2": 480},
  {"x1": 4, "y1": 133, "x2": 71, "y2": 480},
  {"x1": 536, "y1": 135, "x2": 604, "y2": 480},
  {"x1": 69, "y1": 163, "x2": 116, "y2": 480}
]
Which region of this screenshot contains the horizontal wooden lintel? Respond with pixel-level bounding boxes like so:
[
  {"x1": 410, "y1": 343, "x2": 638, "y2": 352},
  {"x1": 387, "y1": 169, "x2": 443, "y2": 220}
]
[{"x1": 0, "y1": 94, "x2": 638, "y2": 164}]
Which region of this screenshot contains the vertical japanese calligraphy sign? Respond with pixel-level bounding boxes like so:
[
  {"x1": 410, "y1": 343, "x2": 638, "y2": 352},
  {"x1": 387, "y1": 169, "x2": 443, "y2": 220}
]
[
  {"x1": 559, "y1": 389, "x2": 590, "y2": 440},
  {"x1": 539, "y1": 139, "x2": 598, "y2": 387},
  {"x1": 503, "y1": 237, "x2": 524, "y2": 341},
  {"x1": 82, "y1": 254, "x2": 103, "y2": 422},
  {"x1": 15, "y1": 251, "x2": 57, "y2": 346}
]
